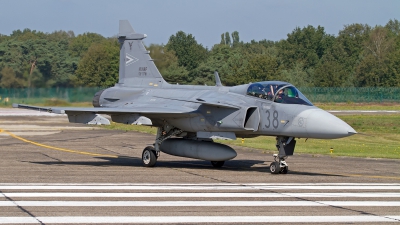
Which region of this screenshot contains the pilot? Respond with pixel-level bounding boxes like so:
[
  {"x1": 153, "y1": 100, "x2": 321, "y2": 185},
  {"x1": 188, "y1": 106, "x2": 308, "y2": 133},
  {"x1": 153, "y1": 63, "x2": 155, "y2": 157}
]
[
  {"x1": 265, "y1": 85, "x2": 275, "y2": 100},
  {"x1": 252, "y1": 85, "x2": 264, "y2": 98},
  {"x1": 259, "y1": 87, "x2": 267, "y2": 99},
  {"x1": 275, "y1": 89, "x2": 285, "y2": 103}
]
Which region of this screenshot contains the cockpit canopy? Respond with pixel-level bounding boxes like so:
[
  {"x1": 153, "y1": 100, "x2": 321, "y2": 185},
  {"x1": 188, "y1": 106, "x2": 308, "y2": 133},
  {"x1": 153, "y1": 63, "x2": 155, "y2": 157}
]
[{"x1": 246, "y1": 81, "x2": 313, "y2": 106}]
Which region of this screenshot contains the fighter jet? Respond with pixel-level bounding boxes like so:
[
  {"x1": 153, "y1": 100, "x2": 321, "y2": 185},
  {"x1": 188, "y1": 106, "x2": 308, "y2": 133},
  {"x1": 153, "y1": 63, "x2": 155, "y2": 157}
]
[{"x1": 13, "y1": 20, "x2": 357, "y2": 174}]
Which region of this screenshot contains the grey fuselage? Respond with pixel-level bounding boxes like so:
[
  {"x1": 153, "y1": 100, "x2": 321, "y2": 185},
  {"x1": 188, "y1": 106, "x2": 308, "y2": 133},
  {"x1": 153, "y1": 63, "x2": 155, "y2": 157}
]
[{"x1": 95, "y1": 82, "x2": 355, "y2": 140}]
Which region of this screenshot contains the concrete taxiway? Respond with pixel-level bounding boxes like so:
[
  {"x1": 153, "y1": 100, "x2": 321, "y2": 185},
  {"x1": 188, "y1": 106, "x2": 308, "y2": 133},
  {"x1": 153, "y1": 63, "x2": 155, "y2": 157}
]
[{"x1": 0, "y1": 109, "x2": 399, "y2": 224}]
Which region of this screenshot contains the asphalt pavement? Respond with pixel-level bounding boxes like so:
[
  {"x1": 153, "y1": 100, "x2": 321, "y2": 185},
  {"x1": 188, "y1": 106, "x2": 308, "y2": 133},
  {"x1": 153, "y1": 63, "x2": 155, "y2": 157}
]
[{"x1": 0, "y1": 109, "x2": 399, "y2": 224}]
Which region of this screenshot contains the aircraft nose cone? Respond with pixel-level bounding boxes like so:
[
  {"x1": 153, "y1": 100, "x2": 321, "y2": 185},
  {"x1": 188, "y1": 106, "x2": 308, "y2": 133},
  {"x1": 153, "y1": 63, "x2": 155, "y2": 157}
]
[{"x1": 306, "y1": 109, "x2": 357, "y2": 139}]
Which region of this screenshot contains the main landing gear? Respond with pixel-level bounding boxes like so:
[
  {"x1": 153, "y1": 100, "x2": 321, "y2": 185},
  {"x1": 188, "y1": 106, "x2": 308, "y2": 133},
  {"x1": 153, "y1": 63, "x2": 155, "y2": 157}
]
[
  {"x1": 142, "y1": 146, "x2": 157, "y2": 167},
  {"x1": 141, "y1": 125, "x2": 182, "y2": 167},
  {"x1": 269, "y1": 136, "x2": 296, "y2": 174}
]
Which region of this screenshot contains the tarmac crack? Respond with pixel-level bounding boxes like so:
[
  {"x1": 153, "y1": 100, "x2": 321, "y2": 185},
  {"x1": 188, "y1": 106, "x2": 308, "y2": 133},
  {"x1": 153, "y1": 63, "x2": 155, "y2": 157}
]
[
  {"x1": 0, "y1": 190, "x2": 44, "y2": 225},
  {"x1": 39, "y1": 152, "x2": 63, "y2": 163},
  {"x1": 96, "y1": 146, "x2": 123, "y2": 155},
  {"x1": 165, "y1": 163, "x2": 239, "y2": 184},
  {"x1": 313, "y1": 201, "x2": 400, "y2": 222},
  {"x1": 121, "y1": 142, "x2": 138, "y2": 150}
]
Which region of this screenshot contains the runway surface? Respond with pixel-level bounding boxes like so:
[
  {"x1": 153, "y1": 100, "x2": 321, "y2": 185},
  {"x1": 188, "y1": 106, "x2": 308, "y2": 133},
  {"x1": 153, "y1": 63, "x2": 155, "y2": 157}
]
[{"x1": 0, "y1": 109, "x2": 399, "y2": 224}]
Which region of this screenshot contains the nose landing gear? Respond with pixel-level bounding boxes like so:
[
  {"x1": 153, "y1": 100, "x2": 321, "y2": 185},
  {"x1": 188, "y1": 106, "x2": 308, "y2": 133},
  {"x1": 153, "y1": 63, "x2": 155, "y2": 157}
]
[{"x1": 269, "y1": 136, "x2": 295, "y2": 174}]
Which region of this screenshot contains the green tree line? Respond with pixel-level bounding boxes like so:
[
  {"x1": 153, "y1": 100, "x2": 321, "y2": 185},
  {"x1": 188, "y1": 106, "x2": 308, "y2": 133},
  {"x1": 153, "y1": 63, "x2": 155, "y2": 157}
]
[{"x1": 0, "y1": 19, "x2": 399, "y2": 88}]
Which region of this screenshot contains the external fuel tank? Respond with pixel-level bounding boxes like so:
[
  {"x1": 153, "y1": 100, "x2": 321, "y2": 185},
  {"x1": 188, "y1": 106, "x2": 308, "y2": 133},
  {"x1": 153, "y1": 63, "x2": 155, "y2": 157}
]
[{"x1": 160, "y1": 139, "x2": 237, "y2": 161}]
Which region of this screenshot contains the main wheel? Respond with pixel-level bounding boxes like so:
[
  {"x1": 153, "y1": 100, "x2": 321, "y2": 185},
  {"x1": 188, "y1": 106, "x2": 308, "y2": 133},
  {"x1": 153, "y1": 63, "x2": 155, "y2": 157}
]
[
  {"x1": 269, "y1": 161, "x2": 280, "y2": 174},
  {"x1": 142, "y1": 146, "x2": 157, "y2": 167},
  {"x1": 211, "y1": 161, "x2": 225, "y2": 168}
]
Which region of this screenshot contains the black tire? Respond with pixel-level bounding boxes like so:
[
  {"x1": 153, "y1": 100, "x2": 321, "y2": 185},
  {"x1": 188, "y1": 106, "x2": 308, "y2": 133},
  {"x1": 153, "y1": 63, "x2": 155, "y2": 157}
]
[
  {"x1": 142, "y1": 146, "x2": 157, "y2": 167},
  {"x1": 281, "y1": 166, "x2": 288, "y2": 174},
  {"x1": 270, "y1": 161, "x2": 280, "y2": 174},
  {"x1": 211, "y1": 161, "x2": 225, "y2": 168}
]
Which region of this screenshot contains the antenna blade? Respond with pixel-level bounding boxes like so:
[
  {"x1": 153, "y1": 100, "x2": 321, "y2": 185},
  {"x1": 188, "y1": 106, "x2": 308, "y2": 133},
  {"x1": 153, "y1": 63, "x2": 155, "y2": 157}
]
[{"x1": 214, "y1": 71, "x2": 222, "y2": 87}]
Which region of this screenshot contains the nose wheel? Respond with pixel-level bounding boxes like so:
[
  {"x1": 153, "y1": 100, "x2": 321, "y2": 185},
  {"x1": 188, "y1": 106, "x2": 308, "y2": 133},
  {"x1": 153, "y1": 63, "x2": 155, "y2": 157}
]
[{"x1": 269, "y1": 154, "x2": 288, "y2": 174}]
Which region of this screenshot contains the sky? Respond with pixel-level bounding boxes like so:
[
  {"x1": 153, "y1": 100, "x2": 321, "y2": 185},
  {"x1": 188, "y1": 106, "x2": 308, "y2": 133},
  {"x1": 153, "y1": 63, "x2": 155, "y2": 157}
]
[{"x1": 1, "y1": 0, "x2": 399, "y2": 48}]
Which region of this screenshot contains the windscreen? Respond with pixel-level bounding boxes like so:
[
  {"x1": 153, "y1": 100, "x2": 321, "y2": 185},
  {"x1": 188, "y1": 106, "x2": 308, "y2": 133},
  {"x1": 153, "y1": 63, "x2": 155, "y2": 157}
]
[{"x1": 246, "y1": 82, "x2": 313, "y2": 106}]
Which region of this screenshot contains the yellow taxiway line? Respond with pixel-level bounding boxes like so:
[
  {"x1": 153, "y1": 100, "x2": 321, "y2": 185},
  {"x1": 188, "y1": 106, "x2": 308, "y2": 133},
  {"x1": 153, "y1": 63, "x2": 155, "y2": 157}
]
[
  {"x1": 1, "y1": 128, "x2": 399, "y2": 181},
  {"x1": 0, "y1": 129, "x2": 118, "y2": 158}
]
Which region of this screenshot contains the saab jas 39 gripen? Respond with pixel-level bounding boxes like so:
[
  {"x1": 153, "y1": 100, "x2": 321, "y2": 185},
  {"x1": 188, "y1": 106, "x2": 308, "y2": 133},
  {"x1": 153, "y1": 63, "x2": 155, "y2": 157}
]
[{"x1": 14, "y1": 20, "x2": 357, "y2": 174}]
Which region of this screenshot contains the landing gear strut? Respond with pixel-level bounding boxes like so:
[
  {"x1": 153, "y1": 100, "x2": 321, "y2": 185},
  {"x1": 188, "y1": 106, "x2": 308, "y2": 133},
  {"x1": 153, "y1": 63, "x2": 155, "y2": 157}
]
[
  {"x1": 141, "y1": 124, "x2": 182, "y2": 167},
  {"x1": 269, "y1": 136, "x2": 295, "y2": 174}
]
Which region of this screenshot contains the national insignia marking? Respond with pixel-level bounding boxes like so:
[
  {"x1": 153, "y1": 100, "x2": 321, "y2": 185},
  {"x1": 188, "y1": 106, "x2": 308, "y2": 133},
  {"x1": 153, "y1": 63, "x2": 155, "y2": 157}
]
[{"x1": 126, "y1": 53, "x2": 138, "y2": 66}]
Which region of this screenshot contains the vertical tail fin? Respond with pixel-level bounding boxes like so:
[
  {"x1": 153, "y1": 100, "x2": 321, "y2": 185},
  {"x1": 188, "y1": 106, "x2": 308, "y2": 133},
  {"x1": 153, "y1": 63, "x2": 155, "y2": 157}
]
[{"x1": 117, "y1": 20, "x2": 166, "y2": 87}]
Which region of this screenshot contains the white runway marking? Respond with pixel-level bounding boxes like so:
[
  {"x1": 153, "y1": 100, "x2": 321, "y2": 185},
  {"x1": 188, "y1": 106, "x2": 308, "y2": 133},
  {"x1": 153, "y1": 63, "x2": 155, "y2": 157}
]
[
  {"x1": 0, "y1": 216, "x2": 399, "y2": 224},
  {"x1": 3, "y1": 192, "x2": 400, "y2": 198},
  {"x1": 1, "y1": 183, "x2": 399, "y2": 224},
  {"x1": 1, "y1": 183, "x2": 398, "y2": 185},
  {"x1": 1, "y1": 201, "x2": 400, "y2": 207},
  {"x1": 1, "y1": 183, "x2": 399, "y2": 190}
]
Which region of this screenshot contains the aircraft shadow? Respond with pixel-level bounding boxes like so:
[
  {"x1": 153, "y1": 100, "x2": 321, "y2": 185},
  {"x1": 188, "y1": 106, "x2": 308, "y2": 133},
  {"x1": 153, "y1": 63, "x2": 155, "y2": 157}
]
[{"x1": 24, "y1": 156, "x2": 345, "y2": 176}]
